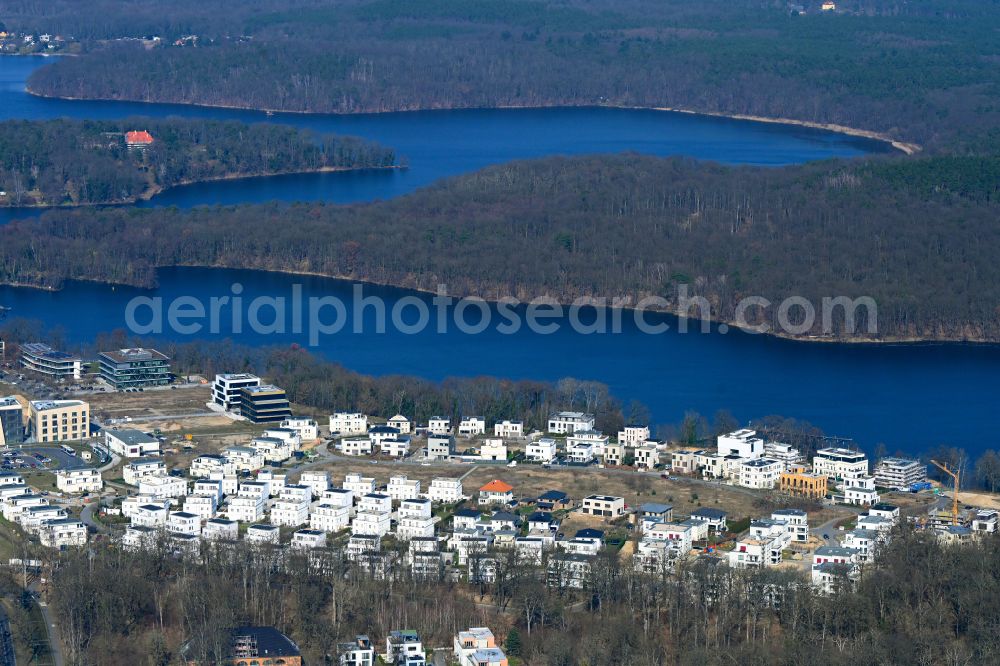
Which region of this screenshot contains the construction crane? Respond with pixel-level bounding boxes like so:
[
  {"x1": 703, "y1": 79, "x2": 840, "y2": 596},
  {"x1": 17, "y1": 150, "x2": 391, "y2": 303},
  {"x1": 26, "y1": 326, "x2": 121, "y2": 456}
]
[{"x1": 930, "y1": 459, "x2": 960, "y2": 525}]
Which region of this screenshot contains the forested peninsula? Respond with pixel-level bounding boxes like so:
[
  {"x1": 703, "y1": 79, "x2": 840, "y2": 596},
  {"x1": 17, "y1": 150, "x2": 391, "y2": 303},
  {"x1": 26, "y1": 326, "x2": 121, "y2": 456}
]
[
  {"x1": 2, "y1": 153, "x2": 999, "y2": 342},
  {"x1": 0, "y1": 118, "x2": 395, "y2": 207},
  {"x1": 11, "y1": 0, "x2": 1000, "y2": 150}
]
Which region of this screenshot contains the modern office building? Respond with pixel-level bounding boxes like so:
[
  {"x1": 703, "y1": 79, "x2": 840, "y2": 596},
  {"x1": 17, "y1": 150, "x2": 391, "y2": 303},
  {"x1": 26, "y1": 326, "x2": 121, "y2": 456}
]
[
  {"x1": 19, "y1": 343, "x2": 83, "y2": 380},
  {"x1": 212, "y1": 373, "x2": 261, "y2": 411},
  {"x1": 28, "y1": 400, "x2": 89, "y2": 443},
  {"x1": 98, "y1": 348, "x2": 171, "y2": 389},
  {"x1": 239, "y1": 385, "x2": 292, "y2": 423},
  {"x1": 0, "y1": 396, "x2": 25, "y2": 446}
]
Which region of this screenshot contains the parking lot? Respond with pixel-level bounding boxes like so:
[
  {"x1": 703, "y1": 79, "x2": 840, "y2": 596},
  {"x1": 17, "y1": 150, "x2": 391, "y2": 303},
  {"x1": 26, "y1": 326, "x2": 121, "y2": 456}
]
[{"x1": 2, "y1": 446, "x2": 89, "y2": 472}]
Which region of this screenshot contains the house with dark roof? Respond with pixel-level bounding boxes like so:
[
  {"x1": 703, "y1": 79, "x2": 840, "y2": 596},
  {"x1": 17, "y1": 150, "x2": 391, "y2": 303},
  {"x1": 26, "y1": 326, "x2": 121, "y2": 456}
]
[
  {"x1": 183, "y1": 626, "x2": 302, "y2": 665},
  {"x1": 690, "y1": 507, "x2": 728, "y2": 532},
  {"x1": 536, "y1": 489, "x2": 571, "y2": 511}
]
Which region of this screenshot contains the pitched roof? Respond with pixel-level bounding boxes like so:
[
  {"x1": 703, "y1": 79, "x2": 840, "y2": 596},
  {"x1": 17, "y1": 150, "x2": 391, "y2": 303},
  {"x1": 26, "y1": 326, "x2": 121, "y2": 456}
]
[
  {"x1": 125, "y1": 130, "x2": 154, "y2": 145},
  {"x1": 479, "y1": 479, "x2": 513, "y2": 493}
]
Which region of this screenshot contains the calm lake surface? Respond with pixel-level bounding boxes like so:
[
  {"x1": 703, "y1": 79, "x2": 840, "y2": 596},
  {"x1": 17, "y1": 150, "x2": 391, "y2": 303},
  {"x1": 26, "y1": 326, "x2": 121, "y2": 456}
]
[{"x1": 1, "y1": 57, "x2": 996, "y2": 457}]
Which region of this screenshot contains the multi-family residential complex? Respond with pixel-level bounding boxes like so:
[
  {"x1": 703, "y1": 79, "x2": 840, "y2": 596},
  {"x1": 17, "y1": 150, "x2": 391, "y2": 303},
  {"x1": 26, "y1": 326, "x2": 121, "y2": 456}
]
[
  {"x1": 813, "y1": 447, "x2": 869, "y2": 480},
  {"x1": 873, "y1": 457, "x2": 927, "y2": 490},
  {"x1": 547, "y1": 411, "x2": 595, "y2": 435},
  {"x1": 28, "y1": 399, "x2": 89, "y2": 443}
]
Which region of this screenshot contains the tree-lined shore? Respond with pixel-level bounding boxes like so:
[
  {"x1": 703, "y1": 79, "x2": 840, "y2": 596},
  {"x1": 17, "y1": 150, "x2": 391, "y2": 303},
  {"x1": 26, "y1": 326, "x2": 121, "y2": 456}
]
[
  {"x1": 0, "y1": 117, "x2": 395, "y2": 207},
  {"x1": 2, "y1": 153, "x2": 999, "y2": 342}
]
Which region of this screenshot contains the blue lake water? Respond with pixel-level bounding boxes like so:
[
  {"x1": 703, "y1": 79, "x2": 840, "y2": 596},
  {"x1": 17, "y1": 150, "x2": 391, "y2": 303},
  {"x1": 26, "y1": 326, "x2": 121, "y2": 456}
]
[
  {"x1": 0, "y1": 56, "x2": 887, "y2": 223},
  {"x1": 1, "y1": 56, "x2": 996, "y2": 458}
]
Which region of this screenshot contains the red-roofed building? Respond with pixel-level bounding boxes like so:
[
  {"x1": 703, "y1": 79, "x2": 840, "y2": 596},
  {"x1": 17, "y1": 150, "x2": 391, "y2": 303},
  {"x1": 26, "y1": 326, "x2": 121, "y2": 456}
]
[
  {"x1": 478, "y1": 480, "x2": 514, "y2": 506},
  {"x1": 125, "y1": 130, "x2": 154, "y2": 147}
]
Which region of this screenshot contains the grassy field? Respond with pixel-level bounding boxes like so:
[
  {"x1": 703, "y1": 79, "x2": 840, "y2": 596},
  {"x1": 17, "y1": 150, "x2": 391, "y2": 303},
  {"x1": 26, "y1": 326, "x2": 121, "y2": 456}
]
[{"x1": 302, "y1": 458, "x2": 789, "y2": 523}]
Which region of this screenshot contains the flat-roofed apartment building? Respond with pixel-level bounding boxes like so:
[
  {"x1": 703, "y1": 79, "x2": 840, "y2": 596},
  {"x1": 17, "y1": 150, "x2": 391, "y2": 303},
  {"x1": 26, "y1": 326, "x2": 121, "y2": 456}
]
[
  {"x1": 547, "y1": 411, "x2": 595, "y2": 435},
  {"x1": 581, "y1": 495, "x2": 625, "y2": 518},
  {"x1": 19, "y1": 343, "x2": 82, "y2": 380},
  {"x1": 239, "y1": 385, "x2": 292, "y2": 423},
  {"x1": 29, "y1": 400, "x2": 89, "y2": 443},
  {"x1": 212, "y1": 373, "x2": 261, "y2": 411},
  {"x1": 813, "y1": 447, "x2": 869, "y2": 480},
  {"x1": 873, "y1": 457, "x2": 927, "y2": 490},
  {"x1": 780, "y1": 466, "x2": 828, "y2": 499},
  {"x1": 99, "y1": 348, "x2": 171, "y2": 389}
]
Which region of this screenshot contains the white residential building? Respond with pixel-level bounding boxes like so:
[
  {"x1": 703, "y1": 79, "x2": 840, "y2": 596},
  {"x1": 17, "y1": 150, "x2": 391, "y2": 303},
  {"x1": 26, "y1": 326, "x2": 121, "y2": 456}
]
[
  {"x1": 617, "y1": 425, "x2": 650, "y2": 446},
  {"x1": 138, "y1": 475, "x2": 187, "y2": 499},
  {"x1": 105, "y1": 429, "x2": 160, "y2": 458},
  {"x1": 343, "y1": 472, "x2": 376, "y2": 499},
  {"x1": 291, "y1": 529, "x2": 327, "y2": 550},
  {"x1": 873, "y1": 457, "x2": 927, "y2": 490},
  {"x1": 568, "y1": 429, "x2": 608, "y2": 456},
  {"x1": 428, "y1": 477, "x2": 463, "y2": 503},
  {"x1": 479, "y1": 439, "x2": 507, "y2": 462},
  {"x1": 763, "y1": 441, "x2": 803, "y2": 469},
  {"x1": 493, "y1": 420, "x2": 523, "y2": 438},
  {"x1": 353, "y1": 510, "x2": 391, "y2": 537},
  {"x1": 454, "y1": 628, "x2": 506, "y2": 666},
  {"x1": 397, "y1": 498, "x2": 435, "y2": 540},
  {"x1": 739, "y1": 458, "x2": 783, "y2": 489},
  {"x1": 728, "y1": 535, "x2": 785, "y2": 569},
  {"x1": 132, "y1": 503, "x2": 169, "y2": 528},
  {"x1": 378, "y1": 435, "x2": 411, "y2": 458},
  {"x1": 167, "y1": 511, "x2": 200, "y2": 536},
  {"x1": 279, "y1": 417, "x2": 319, "y2": 441},
  {"x1": 190, "y1": 454, "x2": 233, "y2": 478},
  {"x1": 427, "y1": 416, "x2": 451, "y2": 435},
  {"x1": 368, "y1": 425, "x2": 400, "y2": 450},
  {"x1": 387, "y1": 475, "x2": 421, "y2": 501},
  {"x1": 202, "y1": 518, "x2": 238, "y2": 541},
  {"x1": 565, "y1": 439, "x2": 595, "y2": 464},
  {"x1": 272, "y1": 486, "x2": 311, "y2": 527},
  {"x1": 526, "y1": 437, "x2": 557, "y2": 463},
  {"x1": 123, "y1": 458, "x2": 166, "y2": 485},
  {"x1": 717, "y1": 429, "x2": 764, "y2": 459},
  {"x1": 39, "y1": 518, "x2": 87, "y2": 548},
  {"x1": 581, "y1": 495, "x2": 625, "y2": 518},
  {"x1": 341, "y1": 437, "x2": 373, "y2": 457},
  {"x1": 311, "y1": 503, "x2": 351, "y2": 533},
  {"x1": 458, "y1": 416, "x2": 486, "y2": 437},
  {"x1": 300, "y1": 471, "x2": 330, "y2": 497},
  {"x1": 183, "y1": 494, "x2": 218, "y2": 520},
  {"x1": 814, "y1": 447, "x2": 869, "y2": 479},
  {"x1": 387, "y1": 414, "x2": 412, "y2": 434},
  {"x1": 251, "y1": 436, "x2": 293, "y2": 463},
  {"x1": 228, "y1": 494, "x2": 265, "y2": 523},
  {"x1": 425, "y1": 434, "x2": 453, "y2": 460},
  {"x1": 645, "y1": 523, "x2": 693, "y2": 553},
  {"x1": 634, "y1": 445, "x2": 659, "y2": 470},
  {"x1": 246, "y1": 524, "x2": 280, "y2": 544},
  {"x1": 843, "y1": 475, "x2": 880, "y2": 506},
  {"x1": 547, "y1": 411, "x2": 595, "y2": 435},
  {"x1": 772, "y1": 508, "x2": 809, "y2": 543},
  {"x1": 223, "y1": 446, "x2": 265, "y2": 472},
  {"x1": 330, "y1": 412, "x2": 368, "y2": 435},
  {"x1": 320, "y1": 488, "x2": 355, "y2": 508},
  {"x1": 55, "y1": 468, "x2": 102, "y2": 493}
]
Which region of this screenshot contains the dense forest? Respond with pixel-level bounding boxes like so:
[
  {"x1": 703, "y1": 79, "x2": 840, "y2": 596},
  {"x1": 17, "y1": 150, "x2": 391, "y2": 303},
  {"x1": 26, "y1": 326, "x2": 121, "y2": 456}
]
[
  {"x1": 0, "y1": 118, "x2": 395, "y2": 206},
  {"x1": 6, "y1": 523, "x2": 996, "y2": 665},
  {"x1": 9, "y1": 0, "x2": 1000, "y2": 149},
  {"x1": 2, "y1": 152, "x2": 1000, "y2": 341}
]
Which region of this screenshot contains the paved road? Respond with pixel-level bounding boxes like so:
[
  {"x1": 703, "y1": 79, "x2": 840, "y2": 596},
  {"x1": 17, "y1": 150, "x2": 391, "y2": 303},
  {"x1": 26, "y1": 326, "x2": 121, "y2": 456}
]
[
  {"x1": 0, "y1": 606, "x2": 15, "y2": 666},
  {"x1": 29, "y1": 582, "x2": 63, "y2": 666}
]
